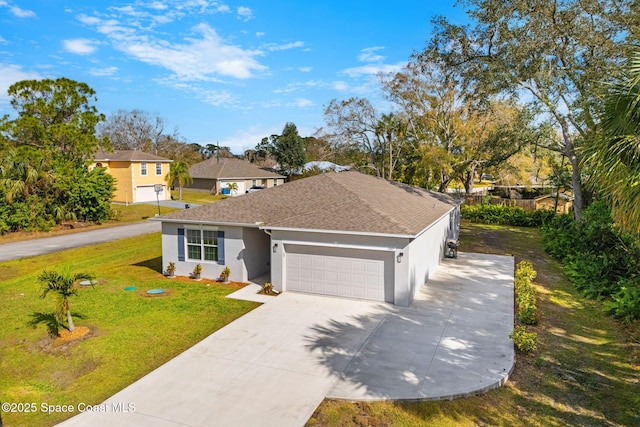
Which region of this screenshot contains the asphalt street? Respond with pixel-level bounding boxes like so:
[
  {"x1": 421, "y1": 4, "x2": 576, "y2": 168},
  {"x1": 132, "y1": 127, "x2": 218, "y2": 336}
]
[{"x1": 0, "y1": 221, "x2": 161, "y2": 262}]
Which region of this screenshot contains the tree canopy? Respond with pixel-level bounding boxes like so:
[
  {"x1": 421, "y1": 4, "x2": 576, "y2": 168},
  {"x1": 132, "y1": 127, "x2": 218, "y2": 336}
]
[
  {"x1": 584, "y1": 45, "x2": 640, "y2": 234},
  {"x1": 421, "y1": 0, "x2": 638, "y2": 218},
  {"x1": 0, "y1": 78, "x2": 114, "y2": 232},
  {"x1": 257, "y1": 122, "x2": 306, "y2": 175}
]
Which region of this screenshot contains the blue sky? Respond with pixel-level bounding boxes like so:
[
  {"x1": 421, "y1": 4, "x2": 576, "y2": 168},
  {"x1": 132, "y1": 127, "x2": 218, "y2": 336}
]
[{"x1": 0, "y1": 0, "x2": 464, "y2": 155}]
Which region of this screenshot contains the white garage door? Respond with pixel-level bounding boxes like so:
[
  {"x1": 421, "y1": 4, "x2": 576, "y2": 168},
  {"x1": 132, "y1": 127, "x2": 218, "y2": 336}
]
[
  {"x1": 136, "y1": 185, "x2": 164, "y2": 203},
  {"x1": 286, "y1": 245, "x2": 391, "y2": 302}
]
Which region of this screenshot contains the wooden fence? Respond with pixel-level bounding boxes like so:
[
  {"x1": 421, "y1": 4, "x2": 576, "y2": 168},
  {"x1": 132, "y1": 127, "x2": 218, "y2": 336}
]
[{"x1": 463, "y1": 195, "x2": 573, "y2": 214}]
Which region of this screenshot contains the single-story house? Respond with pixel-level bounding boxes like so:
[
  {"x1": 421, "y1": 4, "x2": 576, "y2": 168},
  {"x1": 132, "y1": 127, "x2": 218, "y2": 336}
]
[
  {"x1": 155, "y1": 171, "x2": 460, "y2": 307},
  {"x1": 185, "y1": 157, "x2": 285, "y2": 195},
  {"x1": 92, "y1": 150, "x2": 173, "y2": 204}
]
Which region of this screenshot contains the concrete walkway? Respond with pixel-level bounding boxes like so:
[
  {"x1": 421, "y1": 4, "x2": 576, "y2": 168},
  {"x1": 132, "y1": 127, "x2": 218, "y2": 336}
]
[
  {"x1": 0, "y1": 222, "x2": 160, "y2": 262},
  {"x1": 57, "y1": 252, "x2": 514, "y2": 427}
]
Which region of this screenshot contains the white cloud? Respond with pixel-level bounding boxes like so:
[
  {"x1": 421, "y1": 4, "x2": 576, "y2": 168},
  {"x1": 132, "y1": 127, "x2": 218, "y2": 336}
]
[
  {"x1": 237, "y1": 6, "x2": 253, "y2": 21},
  {"x1": 333, "y1": 81, "x2": 349, "y2": 91},
  {"x1": 256, "y1": 32, "x2": 265, "y2": 38},
  {"x1": 358, "y1": 46, "x2": 385, "y2": 62},
  {"x1": 265, "y1": 41, "x2": 304, "y2": 52},
  {"x1": 149, "y1": 1, "x2": 168, "y2": 10},
  {"x1": 218, "y1": 125, "x2": 280, "y2": 154},
  {"x1": 79, "y1": 14, "x2": 267, "y2": 80},
  {"x1": 0, "y1": 64, "x2": 41, "y2": 106},
  {"x1": 196, "y1": 87, "x2": 237, "y2": 106},
  {"x1": 340, "y1": 62, "x2": 404, "y2": 78},
  {"x1": 9, "y1": 5, "x2": 35, "y2": 18},
  {"x1": 299, "y1": 67, "x2": 312, "y2": 72},
  {"x1": 0, "y1": 35, "x2": 7, "y2": 44},
  {"x1": 63, "y1": 38, "x2": 97, "y2": 55},
  {"x1": 89, "y1": 66, "x2": 118, "y2": 76},
  {"x1": 292, "y1": 98, "x2": 313, "y2": 108},
  {"x1": 273, "y1": 80, "x2": 324, "y2": 94}
]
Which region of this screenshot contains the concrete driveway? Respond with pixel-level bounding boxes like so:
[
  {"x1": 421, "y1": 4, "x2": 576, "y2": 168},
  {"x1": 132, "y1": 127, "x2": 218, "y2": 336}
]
[{"x1": 57, "y1": 252, "x2": 514, "y2": 427}]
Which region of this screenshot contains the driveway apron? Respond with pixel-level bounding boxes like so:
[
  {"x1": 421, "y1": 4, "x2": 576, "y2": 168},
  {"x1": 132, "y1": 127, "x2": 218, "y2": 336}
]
[{"x1": 57, "y1": 252, "x2": 514, "y2": 427}]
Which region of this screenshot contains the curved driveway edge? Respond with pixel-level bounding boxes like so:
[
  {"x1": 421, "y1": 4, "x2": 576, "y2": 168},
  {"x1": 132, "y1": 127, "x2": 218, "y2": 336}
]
[
  {"x1": 328, "y1": 252, "x2": 515, "y2": 401},
  {"x1": 0, "y1": 221, "x2": 160, "y2": 262}
]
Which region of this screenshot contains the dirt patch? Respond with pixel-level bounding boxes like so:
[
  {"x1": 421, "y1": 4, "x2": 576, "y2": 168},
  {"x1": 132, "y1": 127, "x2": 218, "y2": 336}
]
[{"x1": 32, "y1": 326, "x2": 95, "y2": 354}]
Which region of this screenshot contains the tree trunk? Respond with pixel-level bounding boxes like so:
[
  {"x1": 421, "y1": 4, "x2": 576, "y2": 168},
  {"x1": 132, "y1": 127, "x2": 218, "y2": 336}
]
[
  {"x1": 560, "y1": 125, "x2": 583, "y2": 221},
  {"x1": 178, "y1": 185, "x2": 183, "y2": 201},
  {"x1": 66, "y1": 306, "x2": 75, "y2": 332},
  {"x1": 438, "y1": 169, "x2": 451, "y2": 193}
]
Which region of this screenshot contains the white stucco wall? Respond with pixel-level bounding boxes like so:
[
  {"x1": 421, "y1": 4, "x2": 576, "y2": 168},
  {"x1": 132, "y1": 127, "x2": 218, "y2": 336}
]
[
  {"x1": 406, "y1": 210, "x2": 453, "y2": 301},
  {"x1": 242, "y1": 227, "x2": 270, "y2": 280},
  {"x1": 160, "y1": 222, "x2": 249, "y2": 282}
]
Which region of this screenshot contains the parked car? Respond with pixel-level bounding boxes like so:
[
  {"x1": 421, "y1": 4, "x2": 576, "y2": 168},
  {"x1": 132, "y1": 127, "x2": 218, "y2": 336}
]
[{"x1": 246, "y1": 185, "x2": 265, "y2": 193}]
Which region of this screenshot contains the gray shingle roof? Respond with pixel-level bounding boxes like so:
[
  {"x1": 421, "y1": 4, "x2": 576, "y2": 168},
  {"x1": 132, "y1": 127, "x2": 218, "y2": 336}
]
[
  {"x1": 189, "y1": 158, "x2": 285, "y2": 179},
  {"x1": 95, "y1": 150, "x2": 172, "y2": 162},
  {"x1": 159, "y1": 171, "x2": 459, "y2": 237}
]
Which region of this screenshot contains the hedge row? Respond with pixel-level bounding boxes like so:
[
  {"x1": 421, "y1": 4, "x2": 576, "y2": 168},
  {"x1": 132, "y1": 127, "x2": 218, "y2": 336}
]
[
  {"x1": 510, "y1": 261, "x2": 539, "y2": 353},
  {"x1": 515, "y1": 261, "x2": 538, "y2": 325},
  {"x1": 461, "y1": 203, "x2": 556, "y2": 227}
]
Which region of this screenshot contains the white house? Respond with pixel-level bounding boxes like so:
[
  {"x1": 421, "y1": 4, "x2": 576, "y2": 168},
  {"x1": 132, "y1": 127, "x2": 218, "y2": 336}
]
[{"x1": 155, "y1": 171, "x2": 460, "y2": 307}]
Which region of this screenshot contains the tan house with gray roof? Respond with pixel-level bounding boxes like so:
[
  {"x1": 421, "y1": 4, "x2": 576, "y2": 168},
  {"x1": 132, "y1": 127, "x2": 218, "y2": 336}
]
[
  {"x1": 155, "y1": 171, "x2": 460, "y2": 306},
  {"x1": 186, "y1": 157, "x2": 285, "y2": 195}
]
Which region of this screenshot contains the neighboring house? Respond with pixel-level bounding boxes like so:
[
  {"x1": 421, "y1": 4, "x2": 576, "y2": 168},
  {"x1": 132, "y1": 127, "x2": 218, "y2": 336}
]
[
  {"x1": 186, "y1": 157, "x2": 285, "y2": 195},
  {"x1": 155, "y1": 171, "x2": 461, "y2": 307},
  {"x1": 92, "y1": 150, "x2": 172, "y2": 204}
]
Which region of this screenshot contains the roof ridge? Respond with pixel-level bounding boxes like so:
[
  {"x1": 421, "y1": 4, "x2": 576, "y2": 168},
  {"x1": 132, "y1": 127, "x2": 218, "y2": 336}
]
[
  {"x1": 214, "y1": 157, "x2": 227, "y2": 178},
  {"x1": 328, "y1": 173, "x2": 413, "y2": 234}
]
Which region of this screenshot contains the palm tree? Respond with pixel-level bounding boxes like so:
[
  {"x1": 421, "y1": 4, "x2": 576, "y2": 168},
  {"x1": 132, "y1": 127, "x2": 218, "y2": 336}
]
[
  {"x1": 165, "y1": 161, "x2": 192, "y2": 201},
  {"x1": 226, "y1": 182, "x2": 238, "y2": 196},
  {"x1": 38, "y1": 268, "x2": 94, "y2": 332},
  {"x1": 585, "y1": 45, "x2": 640, "y2": 233}
]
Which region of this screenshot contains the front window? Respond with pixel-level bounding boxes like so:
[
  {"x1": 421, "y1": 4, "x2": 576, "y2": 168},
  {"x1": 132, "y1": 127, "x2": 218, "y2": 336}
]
[
  {"x1": 155, "y1": 163, "x2": 162, "y2": 175},
  {"x1": 187, "y1": 229, "x2": 218, "y2": 261},
  {"x1": 141, "y1": 162, "x2": 148, "y2": 176},
  {"x1": 273, "y1": 179, "x2": 278, "y2": 186},
  {"x1": 252, "y1": 179, "x2": 257, "y2": 187}
]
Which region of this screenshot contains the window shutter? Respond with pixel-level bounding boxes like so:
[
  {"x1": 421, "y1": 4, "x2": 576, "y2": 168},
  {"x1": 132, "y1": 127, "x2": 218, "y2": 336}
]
[
  {"x1": 177, "y1": 228, "x2": 185, "y2": 261},
  {"x1": 217, "y1": 230, "x2": 225, "y2": 265}
]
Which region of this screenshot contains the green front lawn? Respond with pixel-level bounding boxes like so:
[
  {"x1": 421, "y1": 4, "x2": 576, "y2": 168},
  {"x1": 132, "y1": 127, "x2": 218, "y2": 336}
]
[
  {"x1": 0, "y1": 233, "x2": 259, "y2": 427},
  {"x1": 170, "y1": 189, "x2": 228, "y2": 205}
]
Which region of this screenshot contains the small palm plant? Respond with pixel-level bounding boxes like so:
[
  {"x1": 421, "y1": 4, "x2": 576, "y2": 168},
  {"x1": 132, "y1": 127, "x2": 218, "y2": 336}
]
[
  {"x1": 226, "y1": 182, "x2": 238, "y2": 195},
  {"x1": 38, "y1": 268, "x2": 94, "y2": 333}
]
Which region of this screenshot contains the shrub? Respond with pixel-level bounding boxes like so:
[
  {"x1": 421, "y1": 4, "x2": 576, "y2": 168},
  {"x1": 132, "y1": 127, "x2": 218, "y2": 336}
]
[
  {"x1": 261, "y1": 282, "x2": 274, "y2": 294},
  {"x1": 461, "y1": 203, "x2": 554, "y2": 227},
  {"x1": 541, "y1": 201, "x2": 640, "y2": 320},
  {"x1": 515, "y1": 261, "x2": 538, "y2": 325},
  {"x1": 510, "y1": 325, "x2": 537, "y2": 352},
  {"x1": 604, "y1": 281, "x2": 640, "y2": 323}
]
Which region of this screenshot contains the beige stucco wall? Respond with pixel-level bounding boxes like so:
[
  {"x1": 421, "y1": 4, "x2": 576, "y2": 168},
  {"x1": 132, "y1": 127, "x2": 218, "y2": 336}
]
[{"x1": 91, "y1": 160, "x2": 171, "y2": 203}]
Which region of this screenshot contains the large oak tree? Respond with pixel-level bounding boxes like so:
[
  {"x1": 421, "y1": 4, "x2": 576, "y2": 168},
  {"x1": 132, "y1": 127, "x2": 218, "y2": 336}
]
[{"x1": 423, "y1": 0, "x2": 639, "y2": 219}]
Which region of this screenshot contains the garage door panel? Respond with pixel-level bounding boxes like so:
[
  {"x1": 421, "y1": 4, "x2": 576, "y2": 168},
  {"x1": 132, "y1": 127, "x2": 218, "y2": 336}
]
[
  {"x1": 285, "y1": 245, "x2": 391, "y2": 302},
  {"x1": 136, "y1": 185, "x2": 164, "y2": 203}
]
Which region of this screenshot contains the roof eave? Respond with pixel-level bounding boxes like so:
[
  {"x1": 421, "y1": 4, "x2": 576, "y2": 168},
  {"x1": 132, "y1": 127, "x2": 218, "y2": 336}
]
[
  {"x1": 150, "y1": 217, "x2": 261, "y2": 228},
  {"x1": 259, "y1": 225, "x2": 414, "y2": 239}
]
